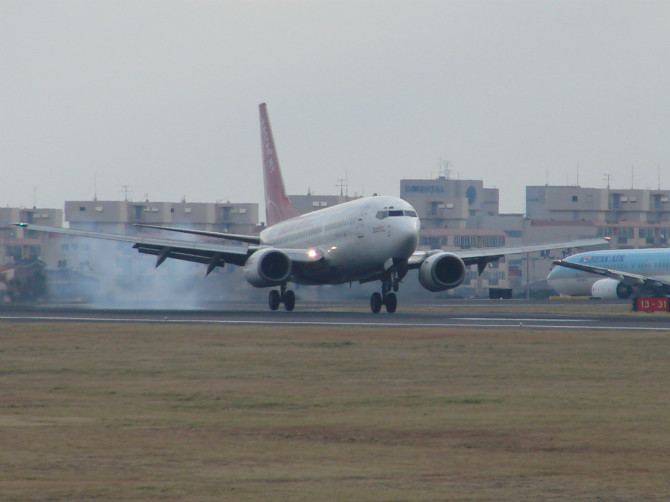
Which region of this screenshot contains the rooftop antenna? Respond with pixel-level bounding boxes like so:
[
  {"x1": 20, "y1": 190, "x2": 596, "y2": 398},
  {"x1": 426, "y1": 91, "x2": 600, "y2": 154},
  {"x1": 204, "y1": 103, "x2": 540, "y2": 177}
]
[
  {"x1": 336, "y1": 170, "x2": 349, "y2": 197},
  {"x1": 121, "y1": 185, "x2": 132, "y2": 202},
  {"x1": 33, "y1": 186, "x2": 37, "y2": 209},
  {"x1": 603, "y1": 173, "x2": 612, "y2": 190},
  {"x1": 438, "y1": 158, "x2": 451, "y2": 179},
  {"x1": 576, "y1": 163, "x2": 579, "y2": 186},
  {"x1": 94, "y1": 173, "x2": 98, "y2": 201}
]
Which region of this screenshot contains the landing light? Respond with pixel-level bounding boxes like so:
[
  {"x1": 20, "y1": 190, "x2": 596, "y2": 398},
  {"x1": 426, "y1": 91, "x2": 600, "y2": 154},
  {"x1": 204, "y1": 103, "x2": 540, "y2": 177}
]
[{"x1": 307, "y1": 248, "x2": 318, "y2": 258}]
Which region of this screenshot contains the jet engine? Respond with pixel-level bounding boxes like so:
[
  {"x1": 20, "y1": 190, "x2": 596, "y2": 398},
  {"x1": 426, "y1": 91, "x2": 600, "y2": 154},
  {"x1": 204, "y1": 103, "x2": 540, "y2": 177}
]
[
  {"x1": 591, "y1": 278, "x2": 633, "y2": 299},
  {"x1": 243, "y1": 248, "x2": 292, "y2": 287},
  {"x1": 418, "y1": 252, "x2": 467, "y2": 292}
]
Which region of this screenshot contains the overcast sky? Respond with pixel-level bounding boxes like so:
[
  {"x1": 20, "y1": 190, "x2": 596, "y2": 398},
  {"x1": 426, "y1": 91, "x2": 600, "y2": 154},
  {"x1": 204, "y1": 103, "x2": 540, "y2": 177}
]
[{"x1": 2, "y1": 0, "x2": 669, "y2": 216}]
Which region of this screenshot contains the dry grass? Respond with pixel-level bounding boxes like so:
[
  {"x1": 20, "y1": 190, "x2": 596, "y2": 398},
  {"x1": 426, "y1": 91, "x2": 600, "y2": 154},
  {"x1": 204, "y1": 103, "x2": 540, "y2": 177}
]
[{"x1": 1, "y1": 322, "x2": 668, "y2": 501}]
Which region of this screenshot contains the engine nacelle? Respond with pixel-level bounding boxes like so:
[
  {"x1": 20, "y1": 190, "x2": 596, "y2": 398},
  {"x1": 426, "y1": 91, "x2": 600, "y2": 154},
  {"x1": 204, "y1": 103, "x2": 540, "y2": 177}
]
[
  {"x1": 591, "y1": 278, "x2": 633, "y2": 299},
  {"x1": 243, "y1": 248, "x2": 292, "y2": 288},
  {"x1": 418, "y1": 252, "x2": 467, "y2": 292}
]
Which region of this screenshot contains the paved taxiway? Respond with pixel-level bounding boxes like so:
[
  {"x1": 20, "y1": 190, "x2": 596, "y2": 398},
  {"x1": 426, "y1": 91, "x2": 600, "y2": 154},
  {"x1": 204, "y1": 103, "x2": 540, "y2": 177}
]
[{"x1": 2, "y1": 301, "x2": 669, "y2": 331}]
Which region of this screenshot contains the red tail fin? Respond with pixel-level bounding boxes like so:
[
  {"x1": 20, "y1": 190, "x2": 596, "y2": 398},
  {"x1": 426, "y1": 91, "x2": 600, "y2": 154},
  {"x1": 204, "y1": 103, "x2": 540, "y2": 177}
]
[{"x1": 259, "y1": 103, "x2": 301, "y2": 226}]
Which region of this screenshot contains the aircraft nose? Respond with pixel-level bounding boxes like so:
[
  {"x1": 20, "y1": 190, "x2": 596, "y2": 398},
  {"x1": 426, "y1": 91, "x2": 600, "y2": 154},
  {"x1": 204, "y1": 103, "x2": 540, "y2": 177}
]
[
  {"x1": 546, "y1": 264, "x2": 566, "y2": 292},
  {"x1": 546, "y1": 267, "x2": 557, "y2": 287},
  {"x1": 394, "y1": 218, "x2": 420, "y2": 258}
]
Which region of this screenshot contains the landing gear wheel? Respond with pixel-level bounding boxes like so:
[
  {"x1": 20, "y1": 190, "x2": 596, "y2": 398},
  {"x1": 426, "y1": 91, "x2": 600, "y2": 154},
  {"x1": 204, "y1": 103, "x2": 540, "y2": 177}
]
[
  {"x1": 370, "y1": 292, "x2": 383, "y2": 314},
  {"x1": 283, "y1": 290, "x2": 295, "y2": 311},
  {"x1": 268, "y1": 290, "x2": 281, "y2": 311},
  {"x1": 384, "y1": 292, "x2": 397, "y2": 313}
]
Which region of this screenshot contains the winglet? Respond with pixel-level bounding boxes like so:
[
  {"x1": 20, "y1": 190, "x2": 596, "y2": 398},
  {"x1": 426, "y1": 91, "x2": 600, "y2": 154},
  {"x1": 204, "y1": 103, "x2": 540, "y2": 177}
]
[{"x1": 259, "y1": 103, "x2": 301, "y2": 226}]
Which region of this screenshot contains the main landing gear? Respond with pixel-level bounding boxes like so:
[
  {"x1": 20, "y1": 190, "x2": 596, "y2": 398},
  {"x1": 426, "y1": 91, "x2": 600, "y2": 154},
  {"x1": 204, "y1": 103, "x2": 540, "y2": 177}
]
[
  {"x1": 268, "y1": 284, "x2": 295, "y2": 311},
  {"x1": 370, "y1": 271, "x2": 400, "y2": 314}
]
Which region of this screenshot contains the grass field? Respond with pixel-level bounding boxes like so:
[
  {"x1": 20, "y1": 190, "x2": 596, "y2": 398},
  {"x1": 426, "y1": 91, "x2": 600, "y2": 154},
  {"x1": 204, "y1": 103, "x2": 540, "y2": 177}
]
[{"x1": 1, "y1": 321, "x2": 668, "y2": 501}]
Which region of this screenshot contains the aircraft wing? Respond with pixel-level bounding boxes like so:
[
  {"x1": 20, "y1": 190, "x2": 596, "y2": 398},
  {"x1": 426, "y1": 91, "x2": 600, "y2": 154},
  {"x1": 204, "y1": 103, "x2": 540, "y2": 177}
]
[
  {"x1": 11, "y1": 223, "x2": 322, "y2": 272},
  {"x1": 552, "y1": 259, "x2": 670, "y2": 291},
  {"x1": 133, "y1": 223, "x2": 261, "y2": 244},
  {"x1": 409, "y1": 237, "x2": 609, "y2": 274}
]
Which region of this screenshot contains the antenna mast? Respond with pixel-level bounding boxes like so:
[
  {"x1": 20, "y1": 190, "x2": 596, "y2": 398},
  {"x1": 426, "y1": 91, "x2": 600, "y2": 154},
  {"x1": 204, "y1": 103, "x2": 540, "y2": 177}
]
[
  {"x1": 438, "y1": 158, "x2": 451, "y2": 179},
  {"x1": 336, "y1": 170, "x2": 349, "y2": 197},
  {"x1": 576, "y1": 163, "x2": 579, "y2": 186},
  {"x1": 120, "y1": 185, "x2": 133, "y2": 202},
  {"x1": 603, "y1": 173, "x2": 612, "y2": 190}
]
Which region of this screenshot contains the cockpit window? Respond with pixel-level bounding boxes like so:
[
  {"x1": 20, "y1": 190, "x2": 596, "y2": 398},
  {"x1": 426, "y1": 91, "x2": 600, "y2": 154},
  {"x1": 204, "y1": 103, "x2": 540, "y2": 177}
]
[{"x1": 376, "y1": 209, "x2": 418, "y2": 219}]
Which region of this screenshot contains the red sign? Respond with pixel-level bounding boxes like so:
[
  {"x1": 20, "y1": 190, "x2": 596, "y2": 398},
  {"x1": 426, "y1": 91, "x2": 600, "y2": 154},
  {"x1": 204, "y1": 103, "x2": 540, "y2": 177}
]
[{"x1": 634, "y1": 297, "x2": 669, "y2": 312}]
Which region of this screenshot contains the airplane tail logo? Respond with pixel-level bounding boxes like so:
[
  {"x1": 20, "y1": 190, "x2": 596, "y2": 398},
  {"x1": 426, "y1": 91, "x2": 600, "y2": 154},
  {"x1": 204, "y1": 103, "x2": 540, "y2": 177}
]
[{"x1": 259, "y1": 103, "x2": 301, "y2": 226}]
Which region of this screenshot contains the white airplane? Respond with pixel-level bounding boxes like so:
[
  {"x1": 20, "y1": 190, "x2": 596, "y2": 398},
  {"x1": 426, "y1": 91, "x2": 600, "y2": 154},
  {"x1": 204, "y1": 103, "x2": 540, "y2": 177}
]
[
  {"x1": 548, "y1": 248, "x2": 670, "y2": 299},
  {"x1": 15, "y1": 103, "x2": 606, "y2": 313}
]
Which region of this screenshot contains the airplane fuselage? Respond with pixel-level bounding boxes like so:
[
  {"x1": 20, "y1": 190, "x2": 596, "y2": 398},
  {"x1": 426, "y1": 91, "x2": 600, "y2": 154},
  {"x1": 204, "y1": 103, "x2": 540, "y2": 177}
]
[
  {"x1": 547, "y1": 248, "x2": 670, "y2": 296},
  {"x1": 260, "y1": 195, "x2": 420, "y2": 285}
]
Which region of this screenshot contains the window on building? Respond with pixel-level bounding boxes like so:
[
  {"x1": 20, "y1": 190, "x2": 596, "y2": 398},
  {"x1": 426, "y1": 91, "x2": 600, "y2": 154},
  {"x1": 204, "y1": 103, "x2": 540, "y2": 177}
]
[{"x1": 6, "y1": 245, "x2": 22, "y2": 260}]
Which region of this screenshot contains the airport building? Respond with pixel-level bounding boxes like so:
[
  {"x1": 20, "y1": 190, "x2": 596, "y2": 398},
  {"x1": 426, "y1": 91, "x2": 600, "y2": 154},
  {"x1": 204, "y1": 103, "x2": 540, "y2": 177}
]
[
  {"x1": 401, "y1": 177, "x2": 499, "y2": 229},
  {"x1": 0, "y1": 207, "x2": 63, "y2": 302},
  {"x1": 0, "y1": 207, "x2": 63, "y2": 265},
  {"x1": 526, "y1": 185, "x2": 670, "y2": 225},
  {"x1": 65, "y1": 199, "x2": 259, "y2": 236},
  {"x1": 288, "y1": 193, "x2": 362, "y2": 215}
]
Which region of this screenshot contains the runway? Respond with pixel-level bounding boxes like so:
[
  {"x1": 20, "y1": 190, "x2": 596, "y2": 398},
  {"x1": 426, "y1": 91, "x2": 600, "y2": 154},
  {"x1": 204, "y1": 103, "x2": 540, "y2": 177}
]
[{"x1": 2, "y1": 300, "x2": 670, "y2": 331}]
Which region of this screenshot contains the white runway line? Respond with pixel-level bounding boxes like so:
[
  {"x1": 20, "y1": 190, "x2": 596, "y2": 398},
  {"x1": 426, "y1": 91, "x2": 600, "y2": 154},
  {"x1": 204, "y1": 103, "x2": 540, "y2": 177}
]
[{"x1": 2, "y1": 315, "x2": 669, "y2": 331}]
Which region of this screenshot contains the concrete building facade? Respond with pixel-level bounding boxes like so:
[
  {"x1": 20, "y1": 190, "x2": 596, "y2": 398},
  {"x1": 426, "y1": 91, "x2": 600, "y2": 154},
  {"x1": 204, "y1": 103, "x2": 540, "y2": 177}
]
[
  {"x1": 526, "y1": 185, "x2": 670, "y2": 225},
  {"x1": 288, "y1": 194, "x2": 362, "y2": 215},
  {"x1": 401, "y1": 177, "x2": 499, "y2": 230},
  {"x1": 66, "y1": 200, "x2": 259, "y2": 236},
  {"x1": 0, "y1": 207, "x2": 63, "y2": 266}
]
